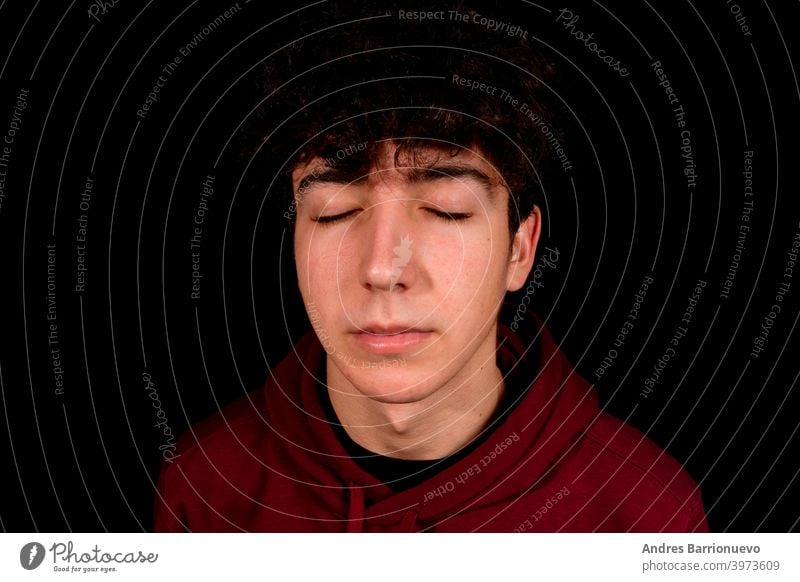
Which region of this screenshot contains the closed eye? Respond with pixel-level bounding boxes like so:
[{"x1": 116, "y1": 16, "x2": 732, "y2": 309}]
[
  {"x1": 424, "y1": 208, "x2": 473, "y2": 221},
  {"x1": 313, "y1": 208, "x2": 472, "y2": 225},
  {"x1": 313, "y1": 209, "x2": 360, "y2": 225}
]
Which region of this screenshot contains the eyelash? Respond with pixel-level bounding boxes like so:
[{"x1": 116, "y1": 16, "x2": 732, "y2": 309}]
[
  {"x1": 314, "y1": 209, "x2": 359, "y2": 225},
  {"x1": 313, "y1": 208, "x2": 472, "y2": 225},
  {"x1": 425, "y1": 209, "x2": 472, "y2": 222}
]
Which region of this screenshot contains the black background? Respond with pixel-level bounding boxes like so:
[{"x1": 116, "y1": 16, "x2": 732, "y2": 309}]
[{"x1": 1, "y1": 0, "x2": 798, "y2": 532}]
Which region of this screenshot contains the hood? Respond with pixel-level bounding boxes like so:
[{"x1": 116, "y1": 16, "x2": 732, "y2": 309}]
[{"x1": 263, "y1": 316, "x2": 599, "y2": 532}]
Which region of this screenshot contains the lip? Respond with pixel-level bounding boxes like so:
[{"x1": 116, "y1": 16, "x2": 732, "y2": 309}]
[{"x1": 351, "y1": 326, "x2": 433, "y2": 354}]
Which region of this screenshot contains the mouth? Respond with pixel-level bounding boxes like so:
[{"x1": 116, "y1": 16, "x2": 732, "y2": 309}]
[{"x1": 351, "y1": 325, "x2": 434, "y2": 354}]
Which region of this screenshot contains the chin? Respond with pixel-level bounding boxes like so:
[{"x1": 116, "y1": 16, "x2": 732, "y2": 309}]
[{"x1": 336, "y1": 364, "x2": 444, "y2": 404}]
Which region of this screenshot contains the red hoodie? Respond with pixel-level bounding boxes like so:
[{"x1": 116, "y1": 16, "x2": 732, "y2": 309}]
[{"x1": 153, "y1": 322, "x2": 709, "y2": 532}]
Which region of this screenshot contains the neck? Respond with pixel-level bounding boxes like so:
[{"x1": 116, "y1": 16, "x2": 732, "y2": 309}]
[{"x1": 326, "y1": 335, "x2": 505, "y2": 460}]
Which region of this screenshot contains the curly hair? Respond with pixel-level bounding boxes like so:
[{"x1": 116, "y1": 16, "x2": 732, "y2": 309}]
[{"x1": 241, "y1": 0, "x2": 562, "y2": 236}]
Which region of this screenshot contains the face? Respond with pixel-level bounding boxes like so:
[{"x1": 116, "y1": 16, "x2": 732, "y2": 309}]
[{"x1": 292, "y1": 142, "x2": 540, "y2": 404}]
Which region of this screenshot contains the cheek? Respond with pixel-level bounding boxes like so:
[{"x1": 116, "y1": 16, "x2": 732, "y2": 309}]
[
  {"x1": 296, "y1": 229, "x2": 357, "y2": 296},
  {"x1": 423, "y1": 235, "x2": 506, "y2": 327},
  {"x1": 431, "y1": 226, "x2": 507, "y2": 286}
]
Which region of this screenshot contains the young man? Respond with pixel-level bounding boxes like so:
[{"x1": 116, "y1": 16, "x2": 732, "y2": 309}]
[{"x1": 154, "y1": 1, "x2": 708, "y2": 532}]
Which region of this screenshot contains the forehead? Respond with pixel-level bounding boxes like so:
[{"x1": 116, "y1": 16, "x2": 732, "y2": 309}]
[{"x1": 290, "y1": 141, "x2": 505, "y2": 189}]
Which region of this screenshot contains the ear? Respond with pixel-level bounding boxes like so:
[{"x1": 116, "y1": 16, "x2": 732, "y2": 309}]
[{"x1": 506, "y1": 205, "x2": 542, "y2": 292}]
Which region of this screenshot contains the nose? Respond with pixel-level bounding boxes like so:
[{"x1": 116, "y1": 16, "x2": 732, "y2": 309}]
[{"x1": 358, "y1": 201, "x2": 417, "y2": 292}]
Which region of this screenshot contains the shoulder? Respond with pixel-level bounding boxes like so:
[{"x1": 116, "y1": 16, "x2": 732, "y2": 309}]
[
  {"x1": 584, "y1": 412, "x2": 697, "y2": 497},
  {"x1": 576, "y1": 410, "x2": 707, "y2": 531},
  {"x1": 157, "y1": 336, "x2": 318, "y2": 487},
  {"x1": 162, "y1": 388, "x2": 270, "y2": 480},
  {"x1": 152, "y1": 388, "x2": 274, "y2": 531}
]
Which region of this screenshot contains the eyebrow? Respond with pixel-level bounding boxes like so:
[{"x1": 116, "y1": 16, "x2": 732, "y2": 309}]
[
  {"x1": 295, "y1": 163, "x2": 498, "y2": 203},
  {"x1": 296, "y1": 166, "x2": 363, "y2": 197},
  {"x1": 407, "y1": 165, "x2": 495, "y2": 193}
]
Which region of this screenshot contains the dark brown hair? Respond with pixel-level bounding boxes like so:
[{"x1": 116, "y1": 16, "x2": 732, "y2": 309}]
[{"x1": 241, "y1": 0, "x2": 561, "y2": 235}]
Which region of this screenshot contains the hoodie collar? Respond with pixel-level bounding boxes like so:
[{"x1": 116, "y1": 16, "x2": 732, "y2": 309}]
[{"x1": 264, "y1": 318, "x2": 599, "y2": 531}]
